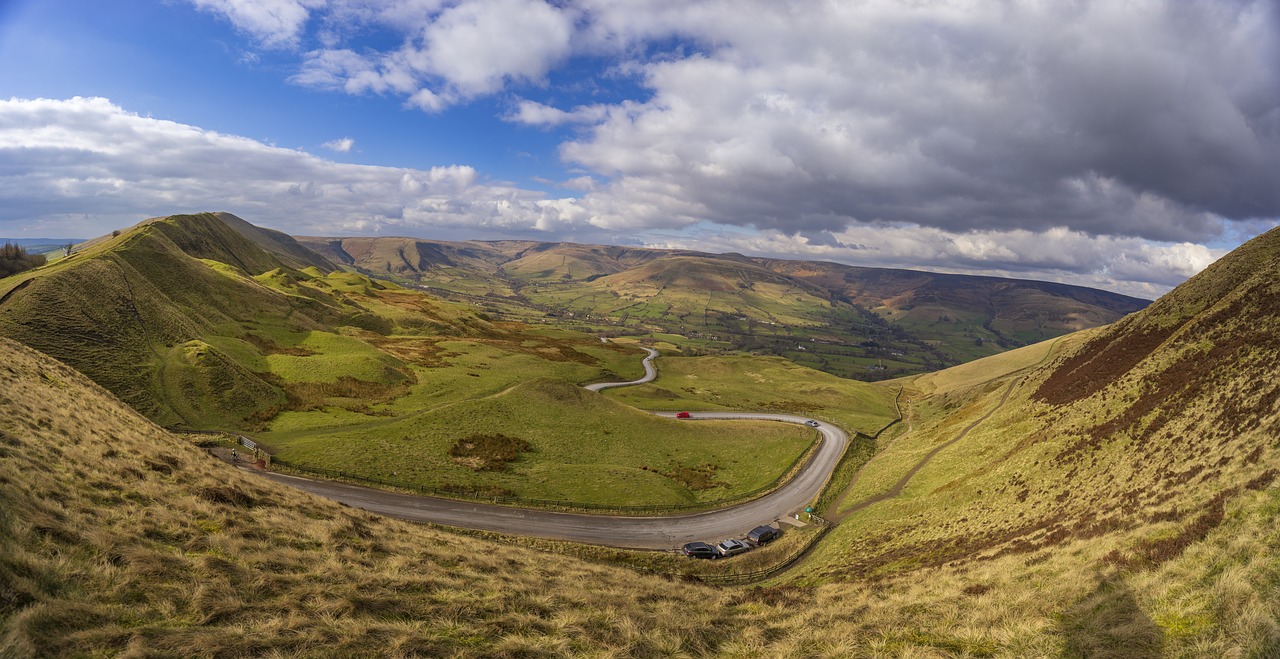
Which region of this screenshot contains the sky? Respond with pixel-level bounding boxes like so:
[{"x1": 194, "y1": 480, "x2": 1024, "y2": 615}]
[{"x1": 1, "y1": 0, "x2": 1278, "y2": 299}]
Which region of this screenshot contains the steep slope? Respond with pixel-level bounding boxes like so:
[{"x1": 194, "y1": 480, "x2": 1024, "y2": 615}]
[
  {"x1": 0, "y1": 336, "x2": 771, "y2": 656},
  {"x1": 213, "y1": 212, "x2": 336, "y2": 273},
  {"x1": 795, "y1": 227, "x2": 1280, "y2": 653},
  {"x1": 0, "y1": 213, "x2": 495, "y2": 429}
]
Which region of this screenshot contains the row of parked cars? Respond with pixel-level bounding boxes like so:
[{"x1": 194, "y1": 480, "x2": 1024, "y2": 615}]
[{"x1": 681, "y1": 524, "x2": 782, "y2": 559}]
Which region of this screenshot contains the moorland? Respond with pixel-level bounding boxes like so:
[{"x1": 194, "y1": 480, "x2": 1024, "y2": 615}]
[{"x1": 1, "y1": 211, "x2": 1277, "y2": 656}]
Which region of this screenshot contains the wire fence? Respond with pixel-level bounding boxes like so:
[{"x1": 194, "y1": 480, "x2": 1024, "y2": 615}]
[{"x1": 694, "y1": 522, "x2": 832, "y2": 585}]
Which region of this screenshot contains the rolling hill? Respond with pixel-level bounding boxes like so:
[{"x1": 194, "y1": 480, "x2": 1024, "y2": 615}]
[
  {"x1": 300, "y1": 236, "x2": 1148, "y2": 379},
  {"x1": 0, "y1": 224, "x2": 1277, "y2": 655},
  {"x1": 0, "y1": 213, "x2": 496, "y2": 429}
]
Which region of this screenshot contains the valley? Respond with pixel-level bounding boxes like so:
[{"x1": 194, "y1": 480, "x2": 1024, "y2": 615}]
[
  {"x1": 301, "y1": 235, "x2": 1148, "y2": 381},
  {"x1": 1, "y1": 212, "x2": 1277, "y2": 656}
]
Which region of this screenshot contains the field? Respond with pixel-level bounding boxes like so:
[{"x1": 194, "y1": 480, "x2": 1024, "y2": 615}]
[
  {"x1": 601, "y1": 353, "x2": 901, "y2": 436},
  {"x1": 262, "y1": 377, "x2": 817, "y2": 507}
]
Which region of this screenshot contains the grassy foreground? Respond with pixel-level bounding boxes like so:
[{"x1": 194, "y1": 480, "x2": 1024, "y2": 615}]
[{"x1": 4, "y1": 333, "x2": 1278, "y2": 657}]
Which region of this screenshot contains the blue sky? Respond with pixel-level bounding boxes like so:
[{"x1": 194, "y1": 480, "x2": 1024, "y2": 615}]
[{"x1": 2, "y1": 0, "x2": 1278, "y2": 298}]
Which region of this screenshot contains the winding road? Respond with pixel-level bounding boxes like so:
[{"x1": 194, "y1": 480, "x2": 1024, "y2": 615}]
[{"x1": 249, "y1": 345, "x2": 846, "y2": 550}]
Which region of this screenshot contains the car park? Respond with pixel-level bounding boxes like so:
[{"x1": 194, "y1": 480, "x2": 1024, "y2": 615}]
[
  {"x1": 682, "y1": 541, "x2": 717, "y2": 559},
  {"x1": 805, "y1": 419, "x2": 820, "y2": 428},
  {"x1": 715, "y1": 538, "x2": 751, "y2": 558},
  {"x1": 676, "y1": 411, "x2": 691, "y2": 419},
  {"x1": 746, "y1": 525, "x2": 781, "y2": 546}
]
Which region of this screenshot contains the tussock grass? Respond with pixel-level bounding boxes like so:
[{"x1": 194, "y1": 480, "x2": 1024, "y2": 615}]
[{"x1": 0, "y1": 337, "x2": 776, "y2": 656}]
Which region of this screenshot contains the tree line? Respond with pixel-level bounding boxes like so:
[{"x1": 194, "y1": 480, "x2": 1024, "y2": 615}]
[{"x1": 0, "y1": 243, "x2": 47, "y2": 278}]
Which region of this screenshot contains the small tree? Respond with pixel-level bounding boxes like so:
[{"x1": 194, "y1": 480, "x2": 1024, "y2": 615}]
[{"x1": 0, "y1": 242, "x2": 47, "y2": 278}]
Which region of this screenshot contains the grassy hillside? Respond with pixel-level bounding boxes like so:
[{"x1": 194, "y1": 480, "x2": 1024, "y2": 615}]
[
  {"x1": 300, "y1": 236, "x2": 1147, "y2": 380},
  {"x1": 763, "y1": 259, "x2": 1149, "y2": 358},
  {"x1": 0, "y1": 336, "x2": 791, "y2": 656},
  {"x1": 794, "y1": 227, "x2": 1280, "y2": 653},
  {"x1": 3, "y1": 231, "x2": 1280, "y2": 655},
  {"x1": 0, "y1": 213, "x2": 500, "y2": 428}
]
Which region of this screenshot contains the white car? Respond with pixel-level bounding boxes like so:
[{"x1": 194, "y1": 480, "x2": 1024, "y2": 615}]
[
  {"x1": 805, "y1": 420, "x2": 820, "y2": 428},
  {"x1": 715, "y1": 539, "x2": 751, "y2": 558}
]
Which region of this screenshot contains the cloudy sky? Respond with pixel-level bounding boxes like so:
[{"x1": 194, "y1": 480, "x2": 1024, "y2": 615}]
[{"x1": 1, "y1": 0, "x2": 1277, "y2": 298}]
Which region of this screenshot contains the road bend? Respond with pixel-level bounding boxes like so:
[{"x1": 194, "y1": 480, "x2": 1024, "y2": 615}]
[{"x1": 246, "y1": 345, "x2": 846, "y2": 550}]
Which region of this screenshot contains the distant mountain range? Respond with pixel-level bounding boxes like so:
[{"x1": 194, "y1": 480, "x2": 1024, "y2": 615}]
[{"x1": 300, "y1": 234, "x2": 1149, "y2": 378}]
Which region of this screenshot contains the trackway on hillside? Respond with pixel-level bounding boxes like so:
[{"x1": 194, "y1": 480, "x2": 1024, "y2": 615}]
[{"x1": 248, "y1": 345, "x2": 847, "y2": 550}]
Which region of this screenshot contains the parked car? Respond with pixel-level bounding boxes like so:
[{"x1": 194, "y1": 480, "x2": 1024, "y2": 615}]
[
  {"x1": 715, "y1": 538, "x2": 751, "y2": 558},
  {"x1": 805, "y1": 419, "x2": 820, "y2": 428},
  {"x1": 746, "y1": 525, "x2": 781, "y2": 546},
  {"x1": 682, "y1": 541, "x2": 717, "y2": 559},
  {"x1": 676, "y1": 411, "x2": 691, "y2": 419}
]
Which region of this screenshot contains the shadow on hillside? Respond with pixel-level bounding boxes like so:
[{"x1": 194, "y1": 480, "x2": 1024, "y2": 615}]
[{"x1": 1058, "y1": 577, "x2": 1163, "y2": 658}]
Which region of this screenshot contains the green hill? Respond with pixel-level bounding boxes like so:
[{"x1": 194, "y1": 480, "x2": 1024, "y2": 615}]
[
  {"x1": 795, "y1": 226, "x2": 1280, "y2": 654},
  {"x1": 0, "y1": 335, "x2": 765, "y2": 656},
  {"x1": 0, "y1": 213, "x2": 495, "y2": 429}
]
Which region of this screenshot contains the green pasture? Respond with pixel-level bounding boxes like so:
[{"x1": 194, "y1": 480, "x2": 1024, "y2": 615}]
[
  {"x1": 265, "y1": 378, "x2": 817, "y2": 507},
  {"x1": 602, "y1": 354, "x2": 900, "y2": 436}
]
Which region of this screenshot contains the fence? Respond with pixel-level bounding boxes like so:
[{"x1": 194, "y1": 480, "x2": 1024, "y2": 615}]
[{"x1": 694, "y1": 521, "x2": 832, "y2": 585}]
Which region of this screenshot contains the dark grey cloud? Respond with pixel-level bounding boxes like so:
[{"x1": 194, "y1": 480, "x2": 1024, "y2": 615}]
[{"x1": 560, "y1": 0, "x2": 1280, "y2": 243}]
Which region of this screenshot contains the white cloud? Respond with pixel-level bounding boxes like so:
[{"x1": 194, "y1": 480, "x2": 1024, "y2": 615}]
[
  {"x1": 421, "y1": 0, "x2": 575, "y2": 97},
  {"x1": 189, "y1": 0, "x2": 321, "y2": 48},
  {"x1": 250, "y1": 1, "x2": 1280, "y2": 244},
  {"x1": 0, "y1": 97, "x2": 584, "y2": 239},
  {"x1": 507, "y1": 100, "x2": 610, "y2": 127},
  {"x1": 559, "y1": 1, "x2": 1280, "y2": 243},
  {"x1": 289, "y1": 0, "x2": 575, "y2": 108},
  {"x1": 0, "y1": 60, "x2": 1269, "y2": 296},
  {"x1": 321, "y1": 136, "x2": 354, "y2": 152}
]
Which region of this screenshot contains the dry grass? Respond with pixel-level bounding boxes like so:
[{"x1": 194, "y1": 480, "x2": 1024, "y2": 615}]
[
  {"x1": 4, "y1": 330, "x2": 1277, "y2": 657},
  {"x1": 5, "y1": 224, "x2": 1280, "y2": 657}
]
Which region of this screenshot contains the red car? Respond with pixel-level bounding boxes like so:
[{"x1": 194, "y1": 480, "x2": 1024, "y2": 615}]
[{"x1": 676, "y1": 411, "x2": 691, "y2": 419}]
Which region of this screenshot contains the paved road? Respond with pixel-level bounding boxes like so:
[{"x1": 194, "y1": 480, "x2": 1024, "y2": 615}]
[
  {"x1": 583, "y1": 347, "x2": 658, "y2": 391},
  {"x1": 248, "y1": 346, "x2": 844, "y2": 550}
]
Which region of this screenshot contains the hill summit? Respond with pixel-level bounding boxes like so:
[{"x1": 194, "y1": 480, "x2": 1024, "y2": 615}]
[{"x1": 0, "y1": 213, "x2": 494, "y2": 428}]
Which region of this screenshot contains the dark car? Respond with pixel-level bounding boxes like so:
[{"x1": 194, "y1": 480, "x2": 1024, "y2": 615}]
[
  {"x1": 682, "y1": 541, "x2": 717, "y2": 559},
  {"x1": 676, "y1": 411, "x2": 692, "y2": 419},
  {"x1": 746, "y1": 525, "x2": 781, "y2": 546}
]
